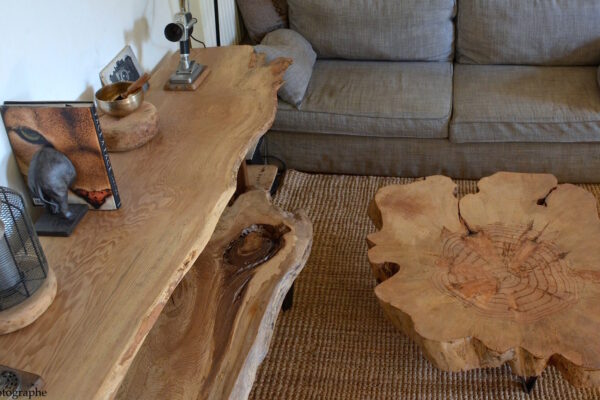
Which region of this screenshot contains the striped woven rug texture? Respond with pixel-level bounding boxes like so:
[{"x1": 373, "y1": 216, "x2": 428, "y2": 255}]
[{"x1": 249, "y1": 170, "x2": 600, "y2": 400}]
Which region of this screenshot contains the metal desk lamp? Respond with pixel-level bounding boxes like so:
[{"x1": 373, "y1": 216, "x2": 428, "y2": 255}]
[{"x1": 164, "y1": 0, "x2": 205, "y2": 87}]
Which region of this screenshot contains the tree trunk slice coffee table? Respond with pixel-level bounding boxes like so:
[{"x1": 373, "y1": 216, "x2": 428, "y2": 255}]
[
  {"x1": 116, "y1": 190, "x2": 312, "y2": 400},
  {"x1": 367, "y1": 172, "x2": 600, "y2": 389}
]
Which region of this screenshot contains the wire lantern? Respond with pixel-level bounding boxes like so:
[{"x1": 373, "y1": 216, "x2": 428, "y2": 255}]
[{"x1": 0, "y1": 187, "x2": 49, "y2": 311}]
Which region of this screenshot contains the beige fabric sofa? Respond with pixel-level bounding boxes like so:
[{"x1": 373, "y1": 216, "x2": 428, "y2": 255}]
[{"x1": 262, "y1": 0, "x2": 600, "y2": 182}]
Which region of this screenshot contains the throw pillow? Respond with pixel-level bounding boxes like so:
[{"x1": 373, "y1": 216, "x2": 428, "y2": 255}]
[
  {"x1": 237, "y1": 0, "x2": 288, "y2": 44},
  {"x1": 254, "y1": 29, "x2": 317, "y2": 107}
]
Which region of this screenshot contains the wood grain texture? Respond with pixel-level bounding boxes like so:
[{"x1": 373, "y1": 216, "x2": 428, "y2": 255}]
[
  {"x1": 246, "y1": 164, "x2": 278, "y2": 192},
  {"x1": 99, "y1": 102, "x2": 159, "y2": 152},
  {"x1": 116, "y1": 190, "x2": 312, "y2": 400},
  {"x1": 367, "y1": 172, "x2": 600, "y2": 387},
  {"x1": 0, "y1": 46, "x2": 291, "y2": 400}
]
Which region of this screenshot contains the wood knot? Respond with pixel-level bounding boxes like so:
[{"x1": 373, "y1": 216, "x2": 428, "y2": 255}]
[{"x1": 223, "y1": 224, "x2": 290, "y2": 271}]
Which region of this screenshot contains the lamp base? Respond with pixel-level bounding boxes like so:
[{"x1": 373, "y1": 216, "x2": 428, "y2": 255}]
[
  {"x1": 0, "y1": 266, "x2": 57, "y2": 335},
  {"x1": 169, "y1": 60, "x2": 204, "y2": 85},
  {"x1": 164, "y1": 66, "x2": 211, "y2": 91}
]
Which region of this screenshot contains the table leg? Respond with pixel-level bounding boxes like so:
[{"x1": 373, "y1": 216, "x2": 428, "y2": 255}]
[
  {"x1": 519, "y1": 376, "x2": 538, "y2": 394},
  {"x1": 282, "y1": 282, "x2": 295, "y2": 312},
  {"x1": 236, "y1": 161, "x2": 250, "y2": 194}
]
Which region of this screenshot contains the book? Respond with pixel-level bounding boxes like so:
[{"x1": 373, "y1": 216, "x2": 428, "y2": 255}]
[{"x1": 1, "y1": 101, "x2": 121, "y2": 210}]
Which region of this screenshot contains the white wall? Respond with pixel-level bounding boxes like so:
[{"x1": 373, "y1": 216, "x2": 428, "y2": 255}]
[{"x1": 0, "y1": 0, "x2": 239, "y2": 202}]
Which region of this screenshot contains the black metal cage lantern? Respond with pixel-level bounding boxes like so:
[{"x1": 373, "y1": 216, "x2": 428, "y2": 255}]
[{"x1": 0, "y1": 187, "x2": 49, "y2": 311}]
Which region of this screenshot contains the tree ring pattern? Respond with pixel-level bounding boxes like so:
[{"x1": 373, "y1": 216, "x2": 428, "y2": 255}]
[{"x1": 433, "y1": 223, "x2": 578, "y2": 322}]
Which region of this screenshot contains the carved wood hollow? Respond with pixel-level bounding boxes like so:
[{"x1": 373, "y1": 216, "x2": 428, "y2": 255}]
[
  {"x1": 434, "y1": 222, "x2": 578, "y2": 323},
  {"x1": 224, "y1": 224, "x2": 290, "y2": 270}
]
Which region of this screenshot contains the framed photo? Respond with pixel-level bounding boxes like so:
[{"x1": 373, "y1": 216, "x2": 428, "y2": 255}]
[{"x1": 100, "y1": 45, "x2": 145, "y2": 86}]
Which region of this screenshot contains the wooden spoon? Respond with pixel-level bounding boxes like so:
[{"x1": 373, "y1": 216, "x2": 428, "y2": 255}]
[{"x1": 114, "y1": 73, "x2": 150, "y2": 101}]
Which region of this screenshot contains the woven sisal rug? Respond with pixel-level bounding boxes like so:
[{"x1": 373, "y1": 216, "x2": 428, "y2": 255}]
[{"x1": 249, "y1": 170, "x2": 600, "y2": 400}]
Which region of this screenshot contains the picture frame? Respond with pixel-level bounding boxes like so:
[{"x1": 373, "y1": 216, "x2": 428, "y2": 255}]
[{"x1": 99, "y1": 45, "x2": 145, "y2": 87}]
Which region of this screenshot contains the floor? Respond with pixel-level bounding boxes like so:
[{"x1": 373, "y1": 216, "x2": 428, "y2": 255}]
[{"x1": 249, "y1": 170, "x2": 600, "y2": 400}]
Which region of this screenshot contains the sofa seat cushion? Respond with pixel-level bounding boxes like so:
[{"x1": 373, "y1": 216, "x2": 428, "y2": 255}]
[
  {"x1": 451, "y1": 65, "x2": 600, "y2": 143},
  {"x1": 273, "y1": 60, "x2": 453, "y2": 139}
]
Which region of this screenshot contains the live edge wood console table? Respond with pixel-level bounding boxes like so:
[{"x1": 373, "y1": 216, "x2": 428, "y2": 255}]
[{"x1": 0, "y1": 47, "x2": 310, "y2": 400}]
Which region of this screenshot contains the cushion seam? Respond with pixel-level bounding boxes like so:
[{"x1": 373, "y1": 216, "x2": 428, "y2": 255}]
[
  {"x1": 271, "y1": 126, "x2": 448, "y2": 139},
  {"x1": 450, "y1": 138, "x2": 600, "y2": 144},
  {"x1": 277, "y1": 107, "x2": 453, "y2": 122},
  {"x1": 451, "y1": 119, "x2": 600, "y2": 125}
]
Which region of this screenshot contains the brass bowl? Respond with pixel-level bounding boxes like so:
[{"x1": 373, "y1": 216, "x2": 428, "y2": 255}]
[{"x1": 95, "y1": 81, "x2": 143, "y2": 117}]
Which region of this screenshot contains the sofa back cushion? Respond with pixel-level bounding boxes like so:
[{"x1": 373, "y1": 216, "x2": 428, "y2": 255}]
[
  {"x1": 457, "y1": 0, "x2": 600, "y2": 65},
  {"x1": 287, "y1": 0, "x2": 456, "y2": 61},
  {"x1": 237, "y1": 0, "x2": 288, "y2": 44}
]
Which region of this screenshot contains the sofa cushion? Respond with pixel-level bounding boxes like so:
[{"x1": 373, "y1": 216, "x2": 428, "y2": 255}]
[
  {"x1": 273, "y1": 60, "x2": 453, "y2": 139},
  {"x1": 255, "y1": 29, "x2": 316, "y2": 107},
  {"x1": 236, "y1": 0, "x2": 288, "y2": 43},
  {"x1": 457, "y1": 0, "x2": 600, "y2": 65},
  {"x1": 451, "y1": 65, "x2": 600, "y2": 143},
  {"x1": 287, "y1": 0, "x2": 456, "y2": 61},
  {"x1": 266, "y1": 131, "x2": 600, "y2": 182}
]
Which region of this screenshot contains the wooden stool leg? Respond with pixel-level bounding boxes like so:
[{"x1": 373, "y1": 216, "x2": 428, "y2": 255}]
[{"x1": 282, "y1": 282, "x2": 295, "y2": 312}]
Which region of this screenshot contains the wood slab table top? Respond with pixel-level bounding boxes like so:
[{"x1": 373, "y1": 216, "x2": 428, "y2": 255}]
[
  {"x1": 0, "y1": 46, "x2": 290, "y2": 400},
  {"x1": 116, "y1": 190, "x2": 312, "y2": 400},
  {"x1": 367, "y1": 172, "x2": 600, "y2": 388}
]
